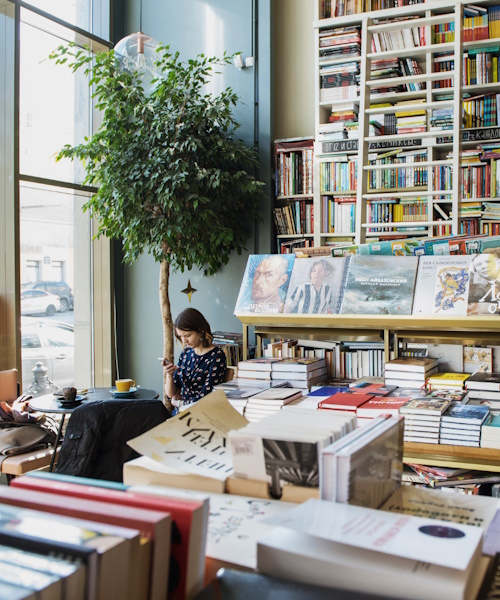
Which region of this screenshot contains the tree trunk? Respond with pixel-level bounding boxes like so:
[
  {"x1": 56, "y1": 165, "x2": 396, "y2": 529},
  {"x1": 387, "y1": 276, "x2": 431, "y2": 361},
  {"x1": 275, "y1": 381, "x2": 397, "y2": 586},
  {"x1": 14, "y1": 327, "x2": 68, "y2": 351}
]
[{"x1": 159, "y1": 259, "x2": 174, "y2": 410}]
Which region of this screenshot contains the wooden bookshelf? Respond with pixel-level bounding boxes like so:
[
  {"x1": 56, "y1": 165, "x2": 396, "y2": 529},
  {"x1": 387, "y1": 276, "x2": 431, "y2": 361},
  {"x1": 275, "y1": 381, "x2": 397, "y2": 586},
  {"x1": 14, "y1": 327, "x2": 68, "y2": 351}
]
[{"x1": 404, "y1": 442, "x2": 500, "y2": 472}]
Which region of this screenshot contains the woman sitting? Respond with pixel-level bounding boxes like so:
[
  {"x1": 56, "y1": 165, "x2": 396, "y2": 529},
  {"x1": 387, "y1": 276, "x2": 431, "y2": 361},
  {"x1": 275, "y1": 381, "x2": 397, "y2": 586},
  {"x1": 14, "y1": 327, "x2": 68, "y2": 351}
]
[{"x1": 162, "y1": 308, "x2": 227, "y2": 413}]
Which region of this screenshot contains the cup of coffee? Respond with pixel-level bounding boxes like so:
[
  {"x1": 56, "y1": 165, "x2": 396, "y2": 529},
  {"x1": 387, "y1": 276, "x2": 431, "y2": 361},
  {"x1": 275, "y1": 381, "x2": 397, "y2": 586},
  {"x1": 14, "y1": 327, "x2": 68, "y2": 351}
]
[{"x1": 115, "y1": 379, "x2": 136, "y2": 392}]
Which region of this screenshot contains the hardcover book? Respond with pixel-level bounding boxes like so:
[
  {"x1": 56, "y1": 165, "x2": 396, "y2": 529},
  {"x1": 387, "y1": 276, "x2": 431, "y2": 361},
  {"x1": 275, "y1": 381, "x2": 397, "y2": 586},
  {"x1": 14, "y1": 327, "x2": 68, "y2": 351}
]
[
  {"x1": 467, "y1": 253, "x2": 500, "y2": 316},
  {"x1": 234, "y1": 254, "x2": 295, "y2": 315},
  {"x1": 466, "y1": 372, "x2": 500, "y2": 392},
  {"x1": 320, "y1": 416, "x2": 404, "y2": 508},
  {"x1": 237, "y1": 358, "x2": 283, "y2": 372},
  {"x1": 283, "y1": 256, "x2": 348, "y2": 314},
  {"x1": 270, "y1": 357, "x2": 327, "y2": 372},
  {"x1": 426, "y1": 372, "x2": 471, "y2": 389},
  {"x1": 440, "y1": 404, "x2": 490, "y2": 426},
  {"x1": 356, "y1": 397, "x2": 410, "y2": 418},
  {"x1": 12, "y1": 474, "x2": 208, "y2": 600},
  {"x1": 0, "y1": 485, "x2": 167, "y2": 600},
  {"x1": 318, "y1": 392, "x2": 373, "y2": 411},
  {"x1": 412, "y1": 255, "x2": 472, "y2": 316},
  {"x1": 384, "y1": 356, "x2": 439, "y2": 374},
  {"x1": 339, "y1": 255, "x2": 419, "y2": 315},
  {"x1": 399, "y1": 397, "x2": 452, "y2": 416}
]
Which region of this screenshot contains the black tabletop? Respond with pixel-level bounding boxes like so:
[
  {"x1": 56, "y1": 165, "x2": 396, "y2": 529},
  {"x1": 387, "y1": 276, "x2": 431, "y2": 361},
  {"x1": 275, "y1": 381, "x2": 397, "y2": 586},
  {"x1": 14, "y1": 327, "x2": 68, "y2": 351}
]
[{"x1": 29, "y1": 387, "x2": 160, "y2": 414}]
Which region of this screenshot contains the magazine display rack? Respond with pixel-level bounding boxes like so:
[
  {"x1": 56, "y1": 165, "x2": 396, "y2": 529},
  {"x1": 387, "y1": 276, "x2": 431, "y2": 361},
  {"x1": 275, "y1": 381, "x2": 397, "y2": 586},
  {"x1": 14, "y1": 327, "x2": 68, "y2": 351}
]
[{"x1": 236, "y1": 313, "x2": 500, "y2": 471}]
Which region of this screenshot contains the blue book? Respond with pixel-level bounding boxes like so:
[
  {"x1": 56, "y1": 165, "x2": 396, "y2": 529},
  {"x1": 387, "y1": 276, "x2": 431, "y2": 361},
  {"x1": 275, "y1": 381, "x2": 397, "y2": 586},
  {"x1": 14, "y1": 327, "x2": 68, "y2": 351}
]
[
  {"x1": 308, "y1": 386, "x2": 348, "y2": 397},
  {"x1": 441, "y1": 404, "x2": 490, "y2": 425}
]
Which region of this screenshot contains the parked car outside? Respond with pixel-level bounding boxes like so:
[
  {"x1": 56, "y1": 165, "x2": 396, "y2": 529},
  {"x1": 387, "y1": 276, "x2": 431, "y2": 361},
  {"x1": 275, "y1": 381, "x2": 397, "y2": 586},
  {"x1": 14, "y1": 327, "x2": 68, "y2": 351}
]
[
  {"x1": 21, "y1": 318, "x2": 74, "y2": 390},
  {"x1": 22, "y1": 281, "x2": 74, "y2": 311},
  {"x1": 21, "y1": 289, "x2": 61, "y2": 316}
]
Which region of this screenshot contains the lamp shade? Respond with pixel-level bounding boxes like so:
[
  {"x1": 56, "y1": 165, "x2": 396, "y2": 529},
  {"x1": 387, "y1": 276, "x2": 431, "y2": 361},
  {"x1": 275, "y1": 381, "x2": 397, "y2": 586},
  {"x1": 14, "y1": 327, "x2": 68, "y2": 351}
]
[{"x1": 114, "y1": 31, "x2": 162, "y2": 95}]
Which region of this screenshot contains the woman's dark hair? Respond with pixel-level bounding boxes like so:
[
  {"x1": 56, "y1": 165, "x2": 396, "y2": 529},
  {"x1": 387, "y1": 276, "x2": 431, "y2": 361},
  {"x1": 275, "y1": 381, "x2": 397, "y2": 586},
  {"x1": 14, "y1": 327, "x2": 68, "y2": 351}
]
[{"x1": 174, "y1": 308, "x2": 213, "y2": 347}]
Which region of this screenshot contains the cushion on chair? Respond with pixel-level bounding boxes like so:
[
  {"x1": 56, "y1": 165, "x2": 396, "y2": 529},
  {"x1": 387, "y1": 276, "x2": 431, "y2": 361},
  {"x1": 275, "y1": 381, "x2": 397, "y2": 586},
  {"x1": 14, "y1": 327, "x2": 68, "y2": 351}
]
[{"x1": 0, "y1": 369, "x2": 19, "y2": 403}]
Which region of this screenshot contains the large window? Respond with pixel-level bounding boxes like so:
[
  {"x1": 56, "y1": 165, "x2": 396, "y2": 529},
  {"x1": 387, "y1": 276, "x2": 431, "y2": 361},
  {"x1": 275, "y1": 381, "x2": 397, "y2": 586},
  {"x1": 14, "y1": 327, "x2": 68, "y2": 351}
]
[{"x1": 3, "y1": 0, "x2": 112, "y2": 391}]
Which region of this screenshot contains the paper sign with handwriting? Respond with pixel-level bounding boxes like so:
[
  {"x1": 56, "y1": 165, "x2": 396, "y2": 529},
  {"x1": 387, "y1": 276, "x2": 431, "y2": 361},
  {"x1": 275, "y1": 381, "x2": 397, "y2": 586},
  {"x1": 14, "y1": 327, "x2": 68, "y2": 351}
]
[{"x1": 127, "y1": 390, "x2": 248, "y2": 480}]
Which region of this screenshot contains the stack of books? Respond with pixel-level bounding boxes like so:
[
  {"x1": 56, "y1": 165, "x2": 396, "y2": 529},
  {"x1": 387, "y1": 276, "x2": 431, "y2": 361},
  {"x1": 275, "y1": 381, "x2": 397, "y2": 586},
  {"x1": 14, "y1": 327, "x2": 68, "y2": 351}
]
[
  {"x1": 466, "y1": 372, "x2": 500, "y2": 403},
  {"x1": 320, "y1": 414, "x2": 404, "y2": 508},
  {"x1": 426, "y1": 372, "x2": 471, "y2": 391},
  {"x1": 244, "y1": 388, "x2": 304, "y2": 422},
  {"x1": 439, "y1": 404, "x2": 490, "y2": 447},
  {"x1": 236, "y1": 358, "x2": 282, "y2": 388},
  {"x1": 212, "y1": 381, "x2": 263, "y2": 415},
  {"x1": 384, "y1": 356, "x2": 439, "y2": 390},
  {"x1": 399, "y1": 397, "x2": 452, "y2": 444},
  {"x1": 270, "y1": 357, "x2": 328, "y2": 389},
  {"x1": 481, "y1": 414, "x2": 500, "y2": 448},
  {"x1": 228, "y1": 408, "x2": 356, "y2": 498}
]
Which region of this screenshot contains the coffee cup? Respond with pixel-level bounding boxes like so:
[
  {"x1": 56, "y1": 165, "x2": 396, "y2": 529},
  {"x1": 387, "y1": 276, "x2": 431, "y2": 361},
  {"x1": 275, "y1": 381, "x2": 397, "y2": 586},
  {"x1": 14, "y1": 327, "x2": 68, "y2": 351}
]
[{"x1": 115, "y1": 379, "x2": 136, "y2": 392}]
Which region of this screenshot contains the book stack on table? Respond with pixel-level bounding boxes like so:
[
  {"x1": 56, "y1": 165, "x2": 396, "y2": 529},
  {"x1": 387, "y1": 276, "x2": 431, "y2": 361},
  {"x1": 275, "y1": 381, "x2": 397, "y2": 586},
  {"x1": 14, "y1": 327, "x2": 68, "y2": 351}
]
[
  {"x1": 244, "y1": 388, "x2": 304, "y2": 422},
  {"x1": 383, "y1": 357, "x2": 439, "y2": 390},
  {"x1": 466, "y1": 372, "x2": 500, "y2": 405},
  {"x1": 480, "y1": 414, "x2": 500, "y2": 449},
  {"x1": 426, "y1": 371, "x2": 471, "y2": 392},
  {"x1": 399, "y1": 397, "x2": 452, "y2": 444},
  {"x1": 439, "y1": 404, "x2": 490, "y2": 447},
  {"x1": 236, "y1": 357, "x2": 329, "y2": 390}
]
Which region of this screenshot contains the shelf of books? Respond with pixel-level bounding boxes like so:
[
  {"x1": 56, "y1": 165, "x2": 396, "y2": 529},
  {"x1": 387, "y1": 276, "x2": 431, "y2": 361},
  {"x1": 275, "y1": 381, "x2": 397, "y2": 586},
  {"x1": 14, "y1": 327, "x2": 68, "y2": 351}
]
[
  {"x1": 313, "y1": 0, "x2": 500, "y2": 248},
  {"x1": 273, "y1": 137, "x2": 315, "y2": 254}
]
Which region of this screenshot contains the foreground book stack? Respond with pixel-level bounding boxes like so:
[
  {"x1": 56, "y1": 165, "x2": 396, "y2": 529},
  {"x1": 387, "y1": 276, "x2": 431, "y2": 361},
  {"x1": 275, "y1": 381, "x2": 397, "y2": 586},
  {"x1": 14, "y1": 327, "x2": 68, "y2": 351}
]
[
  {"x1": 466, "y1": 372, "x2": 500, "y2": 404},
  {"x1": 320, "y1": 415, "x2": 404, "y2": 508},
  {"x1": 0, "y1": 470, "x2": 211, "y2": 600},
  {"x1": 228, "y1": 407, "x2": 356, "y2": 499},
  {"x1": 439, "y1": 404, "x2": 490, "y2": 447},
  {"x1": 399, "y1": 397, "x2": 452, "y2": 444},
  {"x1": 384, "y1": 356, "x2": 439, "y2": 389},
  {"x1": 256, "y1": 498, "x2": 489, "y2": 600}
]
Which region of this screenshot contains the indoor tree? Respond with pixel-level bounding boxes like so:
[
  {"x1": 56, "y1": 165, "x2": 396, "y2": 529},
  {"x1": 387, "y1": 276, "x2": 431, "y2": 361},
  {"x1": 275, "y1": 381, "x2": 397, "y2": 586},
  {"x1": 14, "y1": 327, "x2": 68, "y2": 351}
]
[{"x1": 51, "y1": 43, "x2": 264, "y2": 401}]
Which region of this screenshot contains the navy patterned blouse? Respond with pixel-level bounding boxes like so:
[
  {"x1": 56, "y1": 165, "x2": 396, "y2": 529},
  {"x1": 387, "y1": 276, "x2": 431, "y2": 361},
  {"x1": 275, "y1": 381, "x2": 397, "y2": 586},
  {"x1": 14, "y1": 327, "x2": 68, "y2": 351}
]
[{"x1": 173, "y1": 346, "x2": 227, "y2": 406}]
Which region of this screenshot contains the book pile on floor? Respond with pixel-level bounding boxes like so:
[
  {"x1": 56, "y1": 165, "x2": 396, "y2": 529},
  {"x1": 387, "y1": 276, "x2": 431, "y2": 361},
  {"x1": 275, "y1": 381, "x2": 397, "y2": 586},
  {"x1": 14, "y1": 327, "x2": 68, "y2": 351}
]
[
  {"x1": 383, "y1": 356, "x2": 439, "y2": 389},
  {"x1": 320, "y1": 414, "x2": 404, "y2": 508},
  {"x1": 399, "y1": 397, "x2": 452, "y2": 444},
  {"x1": 244, "y1": 388, "x2": 304, "y2": 422},
  {"x1": 439, "y1": 404, "x2": 490, "y2": 447},
  {"x1": 481, "y1": 413, "x2": 500, "y2": 449},
  {"x1": 228, "y1": 408, "x2": 356, "y2": 499}
]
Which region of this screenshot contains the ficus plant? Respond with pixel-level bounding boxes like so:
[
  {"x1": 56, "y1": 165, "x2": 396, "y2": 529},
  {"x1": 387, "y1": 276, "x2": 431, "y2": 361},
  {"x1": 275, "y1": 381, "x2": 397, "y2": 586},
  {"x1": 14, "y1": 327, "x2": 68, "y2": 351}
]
[{"x1": 50, "y1": 43, "x2": 264, "y2": 405}]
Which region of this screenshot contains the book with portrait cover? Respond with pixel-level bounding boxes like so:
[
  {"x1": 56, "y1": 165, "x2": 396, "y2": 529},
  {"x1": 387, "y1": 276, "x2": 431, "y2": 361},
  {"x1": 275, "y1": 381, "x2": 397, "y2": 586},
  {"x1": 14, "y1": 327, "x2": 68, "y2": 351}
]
[
  {"x1": 467, "y1": 253, "x2": 500, "y2": 316},
  {"x1": 283, "y1": 256, "x2": 348, "y2": 314},
  {"x1": 338, "y1": 255, "x2": 418, "y2": 315},
  {"x1": 234, "y1": 254, "x2": 295, "y2": 315},
  {"x1": 412, "y1": 255, "x2": 471, "y2": 316}
]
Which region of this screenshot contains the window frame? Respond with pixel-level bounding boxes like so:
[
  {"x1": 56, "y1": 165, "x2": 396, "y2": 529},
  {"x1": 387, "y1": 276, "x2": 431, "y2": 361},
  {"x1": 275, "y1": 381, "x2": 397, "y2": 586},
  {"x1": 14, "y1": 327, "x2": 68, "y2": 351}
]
[{"x1": 0, "y1": 0, "x2": 115, "y2": 388}]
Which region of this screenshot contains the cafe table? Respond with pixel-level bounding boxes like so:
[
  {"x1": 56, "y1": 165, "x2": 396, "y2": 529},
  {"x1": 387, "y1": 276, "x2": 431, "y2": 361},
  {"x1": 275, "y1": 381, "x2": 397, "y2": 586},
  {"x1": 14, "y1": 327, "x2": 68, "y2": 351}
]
[{"x1": 29, "y1": 386, "x2": 160, "y2": 471}]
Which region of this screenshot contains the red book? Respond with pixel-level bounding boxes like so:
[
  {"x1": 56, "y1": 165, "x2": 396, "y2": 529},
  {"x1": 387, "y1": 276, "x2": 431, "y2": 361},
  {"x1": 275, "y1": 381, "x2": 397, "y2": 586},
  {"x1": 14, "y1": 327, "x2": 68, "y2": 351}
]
[
  {"x1": 12, "y1": 474, "x2": 207, "y2": 600},
  {"x1": 0, "y1": 484, "x2": 171, "y2": 600},
  {"x1": 318, "y1": 392, "x2": 373, "y2": 411},
  {"x1": 356, "y1": 397, "x2": 410, "y2": 418}
]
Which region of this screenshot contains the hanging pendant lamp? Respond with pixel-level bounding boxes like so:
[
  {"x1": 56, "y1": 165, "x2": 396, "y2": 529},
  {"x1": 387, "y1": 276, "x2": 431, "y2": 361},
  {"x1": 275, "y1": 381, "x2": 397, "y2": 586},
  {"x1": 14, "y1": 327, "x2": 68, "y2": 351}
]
[{"x1": 114, "y1": 0, "x2": 161, "y2": 95}]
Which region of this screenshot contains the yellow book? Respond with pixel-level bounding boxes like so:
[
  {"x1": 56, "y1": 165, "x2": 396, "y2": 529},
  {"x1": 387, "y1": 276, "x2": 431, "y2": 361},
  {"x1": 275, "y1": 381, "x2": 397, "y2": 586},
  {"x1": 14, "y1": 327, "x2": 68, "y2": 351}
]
[{"x1": 395, "y1": 110, "x2": 426, "y2": 117}]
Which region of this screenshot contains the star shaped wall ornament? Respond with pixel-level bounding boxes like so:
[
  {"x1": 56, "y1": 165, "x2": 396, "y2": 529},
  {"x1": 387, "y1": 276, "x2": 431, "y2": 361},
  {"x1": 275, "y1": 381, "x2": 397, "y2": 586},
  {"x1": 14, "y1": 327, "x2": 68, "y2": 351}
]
[{"x1": 181, "y1": 279, "x2": 197, "y2": 303}]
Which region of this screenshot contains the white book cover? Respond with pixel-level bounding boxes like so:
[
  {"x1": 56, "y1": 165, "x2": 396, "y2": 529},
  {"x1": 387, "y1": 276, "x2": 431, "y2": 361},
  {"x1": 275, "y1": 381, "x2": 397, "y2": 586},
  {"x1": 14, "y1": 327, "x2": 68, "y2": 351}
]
[
  {"x1": 257, "y1": 527, "x2": 489, "y2": 600},
  {"x1": 265, "y1": 498, "x2": 482, "y2": 571},
  {"x1": 127, "y1": 390, "x2": 248, "y2": 481},
  {"x1": 412, "y1": 255, "x2": 472, "y2": 316}
]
